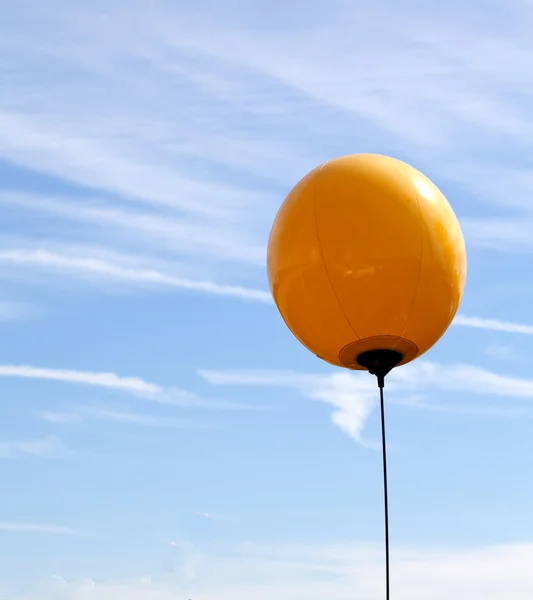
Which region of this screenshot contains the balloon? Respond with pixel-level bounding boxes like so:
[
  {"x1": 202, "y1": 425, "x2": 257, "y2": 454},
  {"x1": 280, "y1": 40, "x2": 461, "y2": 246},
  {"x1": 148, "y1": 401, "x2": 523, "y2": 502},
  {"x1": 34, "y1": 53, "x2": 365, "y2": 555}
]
[{"x1": 267, "y1": 154, "x2": 467, "y2": 371}]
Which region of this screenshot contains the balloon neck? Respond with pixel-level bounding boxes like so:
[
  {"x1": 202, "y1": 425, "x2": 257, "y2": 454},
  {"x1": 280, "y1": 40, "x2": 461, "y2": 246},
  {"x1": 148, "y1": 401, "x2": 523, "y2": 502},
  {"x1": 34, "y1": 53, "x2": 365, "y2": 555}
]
[{"x1": 356, "y1": 349, "x2": 403, "y2": 389}]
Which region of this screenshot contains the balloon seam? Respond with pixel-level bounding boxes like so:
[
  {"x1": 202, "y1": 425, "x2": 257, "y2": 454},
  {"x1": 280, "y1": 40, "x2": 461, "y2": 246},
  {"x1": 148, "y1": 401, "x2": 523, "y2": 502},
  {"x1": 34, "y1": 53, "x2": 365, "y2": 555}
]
[{"x1": 313, "y1": 162, "x2": 360, "y2": 340}]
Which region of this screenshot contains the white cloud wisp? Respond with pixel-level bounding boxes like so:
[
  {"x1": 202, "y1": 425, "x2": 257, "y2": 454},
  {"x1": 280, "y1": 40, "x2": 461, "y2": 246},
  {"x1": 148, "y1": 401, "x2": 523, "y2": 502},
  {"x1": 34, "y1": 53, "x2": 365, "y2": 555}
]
[
  {"x1": 200, "y1": 359, "x2": 533, "y2": 442},
  {"x1": 0, "y1": 521, "x2": 78, "y2": 535},
  {"x1": 453, "y1": 314, "x2": 533, "y2": 335},
  {"x1": 0, "y1": 363, "x2": 248, "y2": 410},
  {"x1": 0, "y1": 249, "x2": 272, "y2": 303}
]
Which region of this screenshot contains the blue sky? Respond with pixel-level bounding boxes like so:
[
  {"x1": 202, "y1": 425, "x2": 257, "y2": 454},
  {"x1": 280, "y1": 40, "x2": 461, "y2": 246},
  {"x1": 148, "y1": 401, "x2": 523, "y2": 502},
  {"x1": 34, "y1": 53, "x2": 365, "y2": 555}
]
[{"x1": 2, "y1": 0, "x2": 533, "y2": 598}]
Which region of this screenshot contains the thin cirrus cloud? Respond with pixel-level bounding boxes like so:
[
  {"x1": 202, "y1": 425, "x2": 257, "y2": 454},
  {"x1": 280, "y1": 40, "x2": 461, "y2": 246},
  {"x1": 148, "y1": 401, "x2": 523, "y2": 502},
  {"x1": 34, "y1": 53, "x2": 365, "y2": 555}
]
[
  {"x1": 0, "y1": 364, "x2": 160, "y2": 396},
  {"x1": 38, "y1": 406, "x2": 206, "y2": 428},
  {"x1": 0, "y1": 109, "x2": 278, "y2": 221},
  {"x1": 453, "y1": 314, "x2": 533, "y2": 335},
  {"x1": 0, "y1": 363, "x2": 247, "y2": 410},
  {"x1": 199, "y1": 360, "x2": 533, "y2": 443},
  {"x1": 0, "y1": 521, "x2": 79, "y2": 535},
  {"x1": 0, "y1": 192, "x2": 267, "y2": 266},
  {"x1": 199, "y1": 367, "x2": 388, "y2": 443},
  {"x1": 2, "y1": 0, "x2": 533, "y2": 294},
  {"x1": 3, "y1": 3, "x2": 533, "y2": 308},
  {"x1": 163, "y1": 3, "x2": 533, "y2": 215},
  {"x1": 0, "y1": 249, "x2": 272, "y2": 303}
]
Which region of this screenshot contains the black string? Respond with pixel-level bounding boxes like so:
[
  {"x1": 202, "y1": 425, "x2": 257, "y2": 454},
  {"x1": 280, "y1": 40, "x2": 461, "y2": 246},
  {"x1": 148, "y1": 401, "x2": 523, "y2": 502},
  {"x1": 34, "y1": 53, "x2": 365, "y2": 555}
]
[
  {"x1": 354, "y1": 349, "x2": 400, "y2": 600},
  {"x1": 379, "y1": 381, "x2": 390, "y2": 600}
]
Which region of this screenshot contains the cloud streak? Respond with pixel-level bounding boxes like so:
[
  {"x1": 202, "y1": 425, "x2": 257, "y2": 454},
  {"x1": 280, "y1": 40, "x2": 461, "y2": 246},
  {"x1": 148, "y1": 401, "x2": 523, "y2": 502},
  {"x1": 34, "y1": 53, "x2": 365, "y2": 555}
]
[
  {"x1": 0, "y1": 192, "x2": 266, "y2": 266},
  {"x1": 0, "y1": 521, "x2": 78, "y2": 535},
  {"x1": 0, "y1": 363, "x2": 247, "y2": 410},
  {"x1": 0, "y1": 249, "x2": 271, "y2": 303},
  {"x1": 38, "y1": 406, "x2": 206, "y2": 428},
  {"x1": 1, "y1": 0, "x2": 533, "y2": 327},
  {"x1": 200, "y1": 360, "x2": 533, "y2": 442},
  {"x1": 3, "y1": 0, "x2": 531, "y2": 310},
  {"x1": 200, "y1": 368, "x2": 380, "y2": 443},
  {"x1": 0, "y1": 364, "x2": 160, "y2": 396},
  {"x1": 453, "y1": 314, "x2": 533, "y2": 335}
]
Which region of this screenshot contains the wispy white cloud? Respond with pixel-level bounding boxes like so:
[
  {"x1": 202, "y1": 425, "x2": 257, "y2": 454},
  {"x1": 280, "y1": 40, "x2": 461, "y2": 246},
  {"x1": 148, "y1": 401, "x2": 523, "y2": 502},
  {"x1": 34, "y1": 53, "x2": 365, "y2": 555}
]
[
  {"x1": 0, "y1": 521, "x2": 78, "y2": 535},
  {"x1": 0, "y1": 249, "x2": 271, "y2": 303},
  {"x1": 159, "y1": 4, "x2": 533, "y2": 213},
  {"x1": 2, "y1": 0, "x2": 533, "y2": 303},
  {"x1": 395, "y1": 361, "x2": 533, "y2": 398},
  {"x1": 0, "y1": 7, "x2": 287, "y2": 294},
  {"x1": 200, "y1": 368, "x2": 380, "y2": 443},
  {"x1": 0, "y1": 363, "x2": 250, "y2": 410},
  {"x1": 0, "y1": 192, "x2": 266, "y2": 266},
  {"x1": 2, "y1": 0, "x2": 532, "y2": 312},
  {"x1": 0, "y1": 435, "x2": 68, "y2": 459},
  {"x1": 454, "y1": 314, "x2": 533, "y2": 335},
  {"x1": 38, "y1": 406, "x2": 205, "y2": 428},
  {"x1": 0, "y1": 109, "x2": 277, "y2": 220},
  {"x1": 460, "y1": 218, "x2": 533, "y2": 250},
  {"x1": 401, "y1": 401, "x2": 531, "y2": 419},
  {"x1": 200, "y1": 360, "x2": 533, "y2": 442},
  {"x1": 0, "y1": 364, "x2": 160, "y2": 396}
]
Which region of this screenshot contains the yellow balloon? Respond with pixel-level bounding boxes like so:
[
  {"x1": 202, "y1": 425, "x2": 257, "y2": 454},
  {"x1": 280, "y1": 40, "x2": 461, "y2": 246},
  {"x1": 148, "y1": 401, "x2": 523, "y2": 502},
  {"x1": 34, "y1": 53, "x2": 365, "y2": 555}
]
[{"x1": 267, "y1": 154, "x2": 467, "y2": 370}]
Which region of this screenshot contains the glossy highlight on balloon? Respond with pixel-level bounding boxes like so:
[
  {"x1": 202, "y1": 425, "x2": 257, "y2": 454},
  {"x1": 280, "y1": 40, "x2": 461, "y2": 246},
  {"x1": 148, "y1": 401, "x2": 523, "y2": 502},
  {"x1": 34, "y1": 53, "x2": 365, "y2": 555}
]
[{"x1": 267, "y1": 154, "x2": 467, "y2": 370}]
